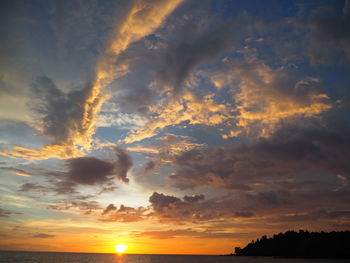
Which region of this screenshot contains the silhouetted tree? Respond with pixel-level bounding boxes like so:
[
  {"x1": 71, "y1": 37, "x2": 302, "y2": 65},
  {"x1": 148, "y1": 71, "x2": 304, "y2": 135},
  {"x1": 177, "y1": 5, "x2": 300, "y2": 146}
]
[{"x1": 233, "y1": 230, "x2": 350, "y2": 258}]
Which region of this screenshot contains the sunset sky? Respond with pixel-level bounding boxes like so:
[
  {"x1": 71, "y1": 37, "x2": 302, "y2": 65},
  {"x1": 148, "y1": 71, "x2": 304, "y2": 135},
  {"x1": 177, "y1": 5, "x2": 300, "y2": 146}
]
[{"x1": 1, "y1": 0, "x2": 350, "y2": 255}]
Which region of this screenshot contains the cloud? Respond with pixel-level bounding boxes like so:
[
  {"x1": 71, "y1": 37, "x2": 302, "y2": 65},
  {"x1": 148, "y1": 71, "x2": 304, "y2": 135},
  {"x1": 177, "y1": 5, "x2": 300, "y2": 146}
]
[
  {"x1": 148, "y1": 192, "x2": 253, "y2": 221},
  {"x1": 303, "y1": 0, "x2": 350, "y2": 64},
  {"x1": 1, "y1": 0, "x2": 183, "y2": 160},
  {"x1": 49, "y1": 0, "x2": 121, "y2": 64},
  {"x1": 30, "y1": 77, "x2": 90, "y2": 145},
  {"x1": 114, "y1": 147, "x2": 133, "y2": 183},
  {"x1": 57, "y1": 147, "x2": 132, "y2": 186},
  {"x1": 59, "y1": 148, "x2": 132, "y2": 190},
  {"x1": 19, "y1": 148, "x2": 132, "y2": 196},
  {"x1": 128, "y1": 134, "x2": 204, "y2": 177},
  {"x1": 117, "y1": 11, "x2": 251, "y2": 143},
  {"x1": 149, "y1": 192, "x2": 181, "y2": 213},
  {"x1": 106, "y1": 0, "x2": 184, "y2": 55},
  {"x1": 20, "y1": 183, "x2": 48, "y2": 193},
  {"x1": 99, "y1": 2, "x2": 244, "y2": 115},
  {"x1": 183, "y1": 194, "x2": 205, "y2": 203},
  {"x1": 209, "y1": 57, "x2": 331, "y2": 138},
  {"x1": 123, "y1": 48, "x2": 332, "y2": 144},
  {"x1": 148, "y1": 192, "x2": 258, "y2": 222},
  {"x1": 100, "y1": 204, "x2": 147, "y2": 222},
  {"x1": 0, "y1": 76, "x2": 95, "y2": 159},
  {"x1": 146, "y1": 187, "x2": 350, "y2": 226},
  {"x1": 47, "y1": 200, "x2": 101, "y2": 214},
  {"x1": 133, "y1": 229, "x2": 249, "y2": 239},
  {"x1": 0, "y1": 208, "x2": 22, "y2": 217},
  {"x1": 20, "y1": 181, "x2": 78, "y2": 196},
  {"x1": 97, "y1": 109, "x2": 147, "y2": 129},
  {"x1": 98, "y1": 185, "x2": 118, "y2": 194},
  {"x1": 102, "y1": 204, "x2": 117, "y2": 215},
  {"x1": 143, "y1": 161, "x2": 156, "y2": 172},
  {"x1": 65, "y1": 156, "x2": 115, "y2": 185},
  {"x1": 33, "y1": 233, "x2": 55, "y2": 238},
  {"x1": 0, "y1": 166, "x2": 32, "y2": 177},
  {"x1": 275, "y1": 210, "x2": 350, "y2": 222},
  {"x1": 124, "y1": 91, "x2": 230, "y2": 143},
  {"x1": 154, "y1": 13, "x2": 249, "y2": 95},
  {"x1": 170, "y1": 117, "x2": 350, "y2": 191},
  {"x1": 128, "y1": 134, "x2": 203, "y2": 159}
]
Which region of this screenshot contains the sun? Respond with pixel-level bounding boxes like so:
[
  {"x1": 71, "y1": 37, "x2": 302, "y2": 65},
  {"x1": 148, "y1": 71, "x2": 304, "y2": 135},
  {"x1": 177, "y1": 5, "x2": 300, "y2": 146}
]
[{"x1": 115, "y1": 244, "x2": 128, "y2": 254}]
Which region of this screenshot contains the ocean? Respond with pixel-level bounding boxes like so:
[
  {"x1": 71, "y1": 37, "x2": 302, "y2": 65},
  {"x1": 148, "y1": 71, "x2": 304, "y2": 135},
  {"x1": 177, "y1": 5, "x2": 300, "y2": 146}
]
[{"x1": 0, "y1": 251, "x2": 348, "y2": 263}]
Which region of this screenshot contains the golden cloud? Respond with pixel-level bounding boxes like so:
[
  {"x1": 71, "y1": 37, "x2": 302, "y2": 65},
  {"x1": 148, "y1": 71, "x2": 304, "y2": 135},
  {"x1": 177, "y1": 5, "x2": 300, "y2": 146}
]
[
  {"x1": 124, "y1": 91, "x2": 231, "y2": 143},
  {"x1": 211, "y1": 60, "x2": 332, "y2": 138}
]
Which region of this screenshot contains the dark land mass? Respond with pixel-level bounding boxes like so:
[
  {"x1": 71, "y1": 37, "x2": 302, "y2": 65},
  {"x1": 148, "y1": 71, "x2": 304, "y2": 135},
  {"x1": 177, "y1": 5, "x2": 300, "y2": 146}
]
[{"x1": 232, "y1": 230, "x2": 350, "y2": 259}]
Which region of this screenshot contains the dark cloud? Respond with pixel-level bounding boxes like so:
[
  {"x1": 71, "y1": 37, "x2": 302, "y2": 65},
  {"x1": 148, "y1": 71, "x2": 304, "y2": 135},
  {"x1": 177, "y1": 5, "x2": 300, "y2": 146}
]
[
  {"x1": 152, "y1": 193, "x2": 251, "y2": 222},
  {"x1": 149, "y1": 192, "x2": 181, "y2": 212},
  {"x1": 146, "y1": 188, "x2": 350, "y2": 226},
  {"x1": 234, "y1": 211, "x2": 255, "y2": 218},
  {"x1": 23, "y1": 148, "x2": 133, "y2": 196},
  {"x1": 148, "y1": 192, "x2": 256, "y2": 222},
  {"x1": 143, "y1": 161, "x2": 156, "y2": 172},
  {"x1": 65, "y1": 157, "x2": 115, "y2": 185},
  {"x1": 30, "y1": 76, "x2": 91, "y2": 145},
  {"x1": 33, "y1": 233, "x2": 55, "y2": 238},
  {"x1": 183, "y1": 194, "x2": 205, "y2": 203},
  {"x1": 98, "y1": 185, "x2": 118, "y2": 194},
  {"x1": 155, "y1": 14, "x2": 249, "y2": 95},
  {"x1": 102, "y1": 204, "x2": 117, "y2": 215},
  {"x1": 244, "y1": 191, "x2": 293, "y2": 207},
  {"x1": 114, "y1": 147, "x2": 133, "y2": 183},
  {"x1": 51, "y1": 181, "x2": 78, "y2": 195},
  {"x1": 0, "y1": 208, "x2": 22, "y2": 217},
  {"x1": 63, "y1": 148, "x2": 133, "y2": 186},
  {"x1": 134, "y1": 160, "x2": 157, "y2": 177},
  {"x1": 20, "y1": 183, "x2": 48, "y2": 193},
  {"x1": 141, "y1": 117, "x2": 350, "y2": 223},
  {"x1": 98, "y1": 192, "x2": 259, "y2": 223},
  {"x1": 170, "y1": 118, "x2": 350, "y2": 190},
  {"x1": 304, "y1": 0, "x2": 350, "y2": 64},
  {"x1": 19, "y1": 181, "x2": 78, "y2": 196}
]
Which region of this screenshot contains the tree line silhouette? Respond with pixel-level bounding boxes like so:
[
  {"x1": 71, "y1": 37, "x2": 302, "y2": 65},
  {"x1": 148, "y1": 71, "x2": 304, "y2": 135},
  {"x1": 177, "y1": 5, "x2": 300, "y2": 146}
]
[{"x1": 233, "y1": 230, "x2": 350, "y2": 258}]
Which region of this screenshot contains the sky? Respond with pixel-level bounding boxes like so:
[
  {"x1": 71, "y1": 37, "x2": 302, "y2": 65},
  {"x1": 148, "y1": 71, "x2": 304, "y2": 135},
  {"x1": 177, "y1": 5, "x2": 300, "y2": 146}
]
[{"x1": 0, "y1": 0, "x2": 350, "y2": 255}]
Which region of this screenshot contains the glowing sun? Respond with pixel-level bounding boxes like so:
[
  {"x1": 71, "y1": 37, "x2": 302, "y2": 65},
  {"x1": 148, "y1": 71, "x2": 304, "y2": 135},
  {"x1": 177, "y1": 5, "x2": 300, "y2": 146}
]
[{"x1": 115, "y1": 244, "x2": 128, "y2": 253}]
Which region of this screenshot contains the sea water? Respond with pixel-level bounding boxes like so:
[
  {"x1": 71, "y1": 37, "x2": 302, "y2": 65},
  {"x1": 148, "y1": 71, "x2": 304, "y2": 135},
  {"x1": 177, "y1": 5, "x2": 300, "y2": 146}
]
[{"x1": 0, "y1": 251, "x2": 348, "y2": 263}]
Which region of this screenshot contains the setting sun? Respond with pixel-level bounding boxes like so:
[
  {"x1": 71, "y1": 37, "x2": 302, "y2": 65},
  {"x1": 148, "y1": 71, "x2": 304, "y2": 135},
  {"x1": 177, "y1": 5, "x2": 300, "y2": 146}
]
[{"x1": 115, "y1": 244, "x2": 128, "y2": 254}]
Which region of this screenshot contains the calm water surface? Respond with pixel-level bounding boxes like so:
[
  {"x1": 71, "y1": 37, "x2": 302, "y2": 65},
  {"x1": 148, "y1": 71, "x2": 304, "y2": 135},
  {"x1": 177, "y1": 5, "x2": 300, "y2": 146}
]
[{"x1": 0, "y1": 251, "x2": 348, "y2": 263}]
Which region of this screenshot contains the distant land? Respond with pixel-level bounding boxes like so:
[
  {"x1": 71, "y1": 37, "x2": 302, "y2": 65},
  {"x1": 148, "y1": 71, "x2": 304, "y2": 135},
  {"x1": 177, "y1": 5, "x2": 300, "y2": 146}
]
[{"x1": 231, "y1": 230, "x2": 350, "y2": 259}]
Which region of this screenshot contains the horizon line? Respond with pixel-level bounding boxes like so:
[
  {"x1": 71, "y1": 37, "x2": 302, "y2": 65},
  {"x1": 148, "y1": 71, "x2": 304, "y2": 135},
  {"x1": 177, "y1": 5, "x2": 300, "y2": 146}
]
[{"x1": 0, "y1": 250, "x2": 225, "y2": 256}]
